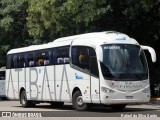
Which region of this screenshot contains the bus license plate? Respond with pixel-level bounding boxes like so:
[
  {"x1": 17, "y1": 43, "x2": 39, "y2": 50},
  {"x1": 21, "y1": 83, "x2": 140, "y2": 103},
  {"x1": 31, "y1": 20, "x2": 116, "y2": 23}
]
[{"x1": 126, "y1": 96, "x2": 133, "y2": 99}]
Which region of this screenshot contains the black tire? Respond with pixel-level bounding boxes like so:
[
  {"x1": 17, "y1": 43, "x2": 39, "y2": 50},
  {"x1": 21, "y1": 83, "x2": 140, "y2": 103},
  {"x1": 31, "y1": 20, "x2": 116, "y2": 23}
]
[
  {"x1": 110, "y1": 104, "x2": 126, "y2": 111},
  {"x1": 72, "y1": 91, "x2": 88, "y2": 111},
  {"x1": 20, "y1": 91, "x2": 31, "y2": 108},
  {"x1": 50, "y1": 102, "x2": 64, "y2": 108}
]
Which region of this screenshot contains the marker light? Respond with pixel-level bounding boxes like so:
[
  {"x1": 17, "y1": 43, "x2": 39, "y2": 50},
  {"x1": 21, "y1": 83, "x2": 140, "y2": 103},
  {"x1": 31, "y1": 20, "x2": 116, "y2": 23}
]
[{"x1": 116, "y1": 37, "x2": 126, "y2": 40}]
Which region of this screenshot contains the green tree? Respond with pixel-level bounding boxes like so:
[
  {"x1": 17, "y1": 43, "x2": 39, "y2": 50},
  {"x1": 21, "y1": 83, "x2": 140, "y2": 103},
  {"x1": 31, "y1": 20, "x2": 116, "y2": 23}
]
[
  {"x1": 27, "y1": 0, "x2": 111, "y2": 39},
  {"x1": 0, "y1": 0, "x2": 29, "y2": 66},
  {"x1": 123, "y1": 0, "x2": 160, "y2": 44},
  {"x1": 27, "y1": 0, "x2": 160, "y2": 43}
]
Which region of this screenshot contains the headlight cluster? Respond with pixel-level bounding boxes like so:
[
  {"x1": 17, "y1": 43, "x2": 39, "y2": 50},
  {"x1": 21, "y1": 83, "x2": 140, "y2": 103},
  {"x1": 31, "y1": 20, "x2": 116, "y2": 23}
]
[{"x1": 101, "y1": 87, "x2": 116, "y2": 93}]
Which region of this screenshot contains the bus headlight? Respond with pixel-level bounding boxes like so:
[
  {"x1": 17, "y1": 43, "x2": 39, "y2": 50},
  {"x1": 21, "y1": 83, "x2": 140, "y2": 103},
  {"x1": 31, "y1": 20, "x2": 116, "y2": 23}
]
[
  {"x1": 101, "y1": 87, "x2": 116, "y2": 93},
  {"x1": 142, "y1": 86, "x2": 150, "y2": 93}
]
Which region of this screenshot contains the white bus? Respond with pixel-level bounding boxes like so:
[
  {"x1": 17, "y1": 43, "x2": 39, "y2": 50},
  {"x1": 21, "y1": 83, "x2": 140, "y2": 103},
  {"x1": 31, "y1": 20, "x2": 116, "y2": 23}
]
[
  {"x1": 6, "y1": 31, "x2": 156, "y2": 111},
  {"x1": 0, "y1": 67, "x2": 6, "y2": 99}
]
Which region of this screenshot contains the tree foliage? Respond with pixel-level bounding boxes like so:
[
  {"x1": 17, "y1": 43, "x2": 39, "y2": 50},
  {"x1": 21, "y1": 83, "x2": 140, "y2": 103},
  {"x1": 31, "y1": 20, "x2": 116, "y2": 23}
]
[
  {"x1": 0, "y1": 0, "x2": 29, "y2": 66},
  {"x1": 0, "y1": 0, "x2": 29, "y2": 47},
  {"x1": 27, "y1": 0, "x2": 112, "y2": 39},
  {"x1": 26, "y1": 0, "x2": 160, "y2": 44}
]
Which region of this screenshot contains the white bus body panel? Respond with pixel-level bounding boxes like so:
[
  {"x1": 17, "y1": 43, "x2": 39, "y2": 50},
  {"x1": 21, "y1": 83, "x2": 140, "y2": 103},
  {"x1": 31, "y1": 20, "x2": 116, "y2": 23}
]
[{"x1": 6, "y1": 65, "x2": 92, "y2": 103}]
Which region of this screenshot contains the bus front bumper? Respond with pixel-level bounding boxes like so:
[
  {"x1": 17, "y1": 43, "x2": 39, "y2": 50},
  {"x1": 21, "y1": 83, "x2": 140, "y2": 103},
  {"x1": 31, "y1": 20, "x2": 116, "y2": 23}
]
[{"x1": 100, "y1": 93, "x2": 150, "y2": 105}]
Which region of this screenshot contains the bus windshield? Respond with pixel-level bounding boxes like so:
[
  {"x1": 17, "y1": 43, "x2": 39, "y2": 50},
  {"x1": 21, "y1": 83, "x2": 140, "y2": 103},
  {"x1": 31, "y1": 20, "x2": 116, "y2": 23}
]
[{"x1": 100, "y1": 44, "x2": 148, "y2": 81}]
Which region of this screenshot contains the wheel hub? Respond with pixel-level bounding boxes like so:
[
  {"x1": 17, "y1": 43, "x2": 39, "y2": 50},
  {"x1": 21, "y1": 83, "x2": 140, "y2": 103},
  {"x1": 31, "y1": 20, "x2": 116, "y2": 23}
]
[
  {"x1": 76, "y1": 96, "x2": 84, "y2": 106},
  {"x1": 22, "y1": 94, "x2": 26, "y2": 105}
]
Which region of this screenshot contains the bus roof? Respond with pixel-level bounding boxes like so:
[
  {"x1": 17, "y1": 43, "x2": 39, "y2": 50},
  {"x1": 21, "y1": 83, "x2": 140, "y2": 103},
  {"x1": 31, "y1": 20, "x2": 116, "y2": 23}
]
[{"x1": 7, "y1": 31, "x2": 139, "y2": 55}]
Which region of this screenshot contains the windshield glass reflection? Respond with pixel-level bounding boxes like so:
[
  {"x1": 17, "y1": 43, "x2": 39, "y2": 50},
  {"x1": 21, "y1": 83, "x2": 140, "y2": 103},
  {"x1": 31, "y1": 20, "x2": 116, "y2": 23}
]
[{"x1": 100, "y1": 44, "x2": 148, "y2": 81}]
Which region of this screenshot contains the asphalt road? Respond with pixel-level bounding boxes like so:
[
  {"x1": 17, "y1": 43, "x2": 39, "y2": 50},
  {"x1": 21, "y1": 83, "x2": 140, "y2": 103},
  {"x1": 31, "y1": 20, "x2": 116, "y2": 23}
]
[{"x1": 0, "y1": 99, "x2": 160, "y2": 120}]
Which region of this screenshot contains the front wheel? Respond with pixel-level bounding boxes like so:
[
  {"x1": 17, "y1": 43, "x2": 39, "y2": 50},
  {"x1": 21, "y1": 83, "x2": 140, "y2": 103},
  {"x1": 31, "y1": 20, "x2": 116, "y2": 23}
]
[{"x1": 72, "y1": 91, "x2": 88, "y2": 111}]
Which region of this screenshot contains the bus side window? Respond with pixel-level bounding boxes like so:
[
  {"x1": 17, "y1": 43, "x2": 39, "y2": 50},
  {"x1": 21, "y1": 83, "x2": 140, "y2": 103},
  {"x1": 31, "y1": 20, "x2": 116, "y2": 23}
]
[
  {"x1": 56, "y1": 46, "x2": 69, "y2": 65},
  {"x1": 52, "y1": 49, "x2": 57, "y2": 65},
  {"x1": 13, "y1": 55, "x2": 18, "y2": 68},
  {"x1": 43, "y1": 51, "x2": 49, "y2": 65},
  {"x1": 72, "y1": 46, "x2": 90, "y2": 70},
  {"x1": 48, "y1": 50, "x2": 52, "y2": 65},
  {"x1": 28, "y1": 52, "x2": 35, "y2": 67},
  {"x1": 37, "y1": 50, "x2": 50, "y2": 66},
  {"x1": 71, "y1": 46, "x2": 99, "y2": 76},
  {"x1": 24, "y1": 53, "x2": 28, "y2": 67},
  {"x1": 17, "y1": 54, "x2": 25, "y2": 68},
  {"x1": 0, "y1": 71, "x2": 5, "y2": 80},
  {"x1": 7, "y1": 55, "x2": 12, "y2": 69}
]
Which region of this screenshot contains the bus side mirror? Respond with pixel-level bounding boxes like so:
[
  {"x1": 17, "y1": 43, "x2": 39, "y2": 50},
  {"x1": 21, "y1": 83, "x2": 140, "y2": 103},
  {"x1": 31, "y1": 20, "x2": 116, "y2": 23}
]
[{"x1": 141, "y1": 45, "x2": 156, "y2": 62}]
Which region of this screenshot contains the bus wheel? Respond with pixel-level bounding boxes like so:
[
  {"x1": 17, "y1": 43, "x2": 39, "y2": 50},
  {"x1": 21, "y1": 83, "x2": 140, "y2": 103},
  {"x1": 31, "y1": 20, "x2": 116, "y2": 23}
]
[
  {"x1": 72, "y1": 91, "x2": 88, "y2": 111},
  {"x1": 110, "y1": 104, "x2": 126, "y2": 111},
  {"x1": 20, "y1": 91, "x2": 31, "y2": 108},
  {"x1": 50, "y1": 102, "x2": 64, "y2": 108}
]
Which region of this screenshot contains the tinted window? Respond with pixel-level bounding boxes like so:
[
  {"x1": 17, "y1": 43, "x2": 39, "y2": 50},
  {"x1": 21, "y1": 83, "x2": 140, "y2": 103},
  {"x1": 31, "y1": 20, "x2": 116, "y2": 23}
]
[
  {"x1": 71, "y1": 46, "x2": 99, "y2": 77},
  {"x1": 6, "y1": 46, "x2": 70, "y2": 68},
  {"x1": 7, "y1": 55, "x2": 12, "y2": 69},
  {"x1": 17, "y1": 54, "x2": 25, "y2": 68},
  {"x1": 72, "y1": 46, "x2": 90, "y2": 70},
  {"x1": 28, "y1": 52, "x2": 35, "y2": 67},
  {"x1": 0, "y1": 71, "x2": 5, "y2": 80},
  {"x1": 13, "y1": 55, "x2": 18, "y2": 68},
  {"x1": 101, "y1": 44, "x2": 148, "y2": 81},
  {"x1": 36, "y1": 50, "x2": 50, "y2": 66},
  {"x1": 56, "y1": 46, "x2": 70, "y2": 64}
]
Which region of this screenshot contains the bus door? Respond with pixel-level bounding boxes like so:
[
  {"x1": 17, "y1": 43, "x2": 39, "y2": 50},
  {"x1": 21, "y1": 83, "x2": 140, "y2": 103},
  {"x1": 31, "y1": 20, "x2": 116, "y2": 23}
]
[
  {"x1": 90, "y1": 49, "x2": 100, "y2": 104},
  {"x1": 71, "y1": 40, "x2": 100, "y2": 103}
]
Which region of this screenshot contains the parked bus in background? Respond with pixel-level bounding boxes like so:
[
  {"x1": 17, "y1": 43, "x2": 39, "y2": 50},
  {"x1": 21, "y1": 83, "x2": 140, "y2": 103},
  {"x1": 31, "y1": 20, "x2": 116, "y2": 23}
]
[
  {"x1": 0, "y1": 67, "x2": 6, "y2": 99},
  {"x1": 6, "y1": 31, "x2": 156, "y2": 111}
]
